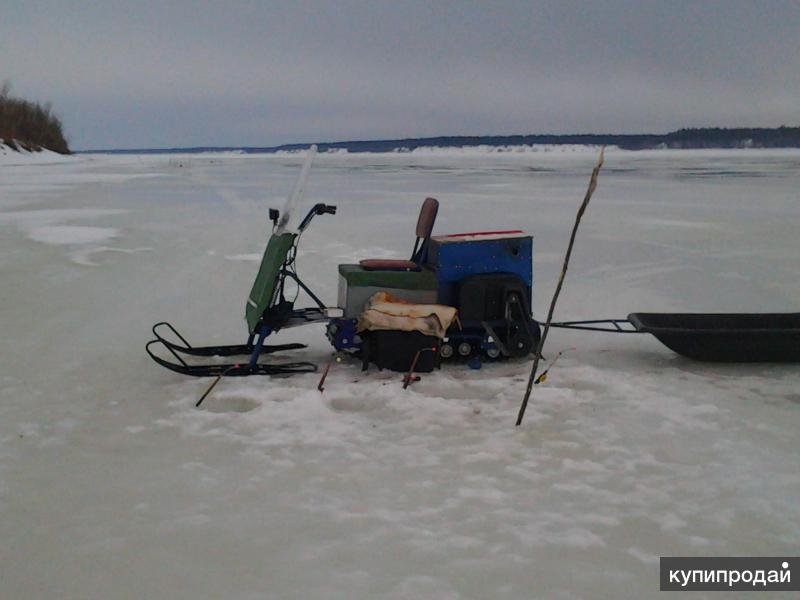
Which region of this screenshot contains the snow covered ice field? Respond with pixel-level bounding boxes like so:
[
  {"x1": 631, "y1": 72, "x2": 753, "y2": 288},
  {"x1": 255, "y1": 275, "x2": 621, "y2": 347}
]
[{"x1": 1, "y1": 147, "x2": 799, "y2": 599}]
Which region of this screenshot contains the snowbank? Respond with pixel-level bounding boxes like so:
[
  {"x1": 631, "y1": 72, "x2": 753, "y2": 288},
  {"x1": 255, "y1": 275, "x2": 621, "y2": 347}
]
[
  {"x1": 0, "y1": 141, "x2": 74, "y2": 166},
  {"x1": 274, "y1": 143, "x2": 617, "y2": 156},
  {"x1": 406, "y1": 143, "x2": 616, "y2": 155}
]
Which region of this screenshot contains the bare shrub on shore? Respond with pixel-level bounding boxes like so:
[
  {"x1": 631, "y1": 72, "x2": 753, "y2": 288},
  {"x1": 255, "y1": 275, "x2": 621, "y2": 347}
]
[{"x1": 0, "y1": 81, "x2": 70, "y2": 154}]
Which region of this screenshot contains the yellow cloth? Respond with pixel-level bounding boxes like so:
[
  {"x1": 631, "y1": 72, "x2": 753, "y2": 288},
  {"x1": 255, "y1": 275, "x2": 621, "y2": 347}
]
[{"x1": 357, "y1": 292, "x2": 458, "y2": 338}]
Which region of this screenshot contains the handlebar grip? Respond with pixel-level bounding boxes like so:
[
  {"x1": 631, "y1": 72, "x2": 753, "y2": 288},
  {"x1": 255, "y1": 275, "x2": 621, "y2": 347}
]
[{"x1": 324, "y1": 204, "x2": 337, "y2": 214}]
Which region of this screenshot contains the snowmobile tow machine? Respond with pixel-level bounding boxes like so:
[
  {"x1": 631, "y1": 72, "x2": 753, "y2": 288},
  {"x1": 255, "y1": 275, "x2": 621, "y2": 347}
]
[
  {"x1": 146, "y1": 145, "x2": 542, "y2": 377},
  {"x1": 146, "y1": 146, "x2": 800, "y2": 378}
]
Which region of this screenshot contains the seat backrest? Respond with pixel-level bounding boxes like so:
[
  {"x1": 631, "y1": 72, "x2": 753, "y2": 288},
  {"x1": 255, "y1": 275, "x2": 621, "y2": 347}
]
[
  {"x1": 415, "y1": 197, "x2": 439, "y2": 239},
  {"x1": 411, "y1": 197, "x2": 439, "y2": 264}
]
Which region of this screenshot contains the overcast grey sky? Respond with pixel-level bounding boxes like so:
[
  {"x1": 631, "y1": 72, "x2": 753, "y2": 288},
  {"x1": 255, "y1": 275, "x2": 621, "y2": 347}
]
[{"x1": 3, "y1": 0, "x2": 798, "y2": 150}]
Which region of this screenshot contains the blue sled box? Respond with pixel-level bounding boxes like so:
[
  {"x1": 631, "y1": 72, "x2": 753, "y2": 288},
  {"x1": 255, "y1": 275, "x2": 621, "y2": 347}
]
[{"x1": 426, "y1": 230, "x2": 533, "y2": 310}]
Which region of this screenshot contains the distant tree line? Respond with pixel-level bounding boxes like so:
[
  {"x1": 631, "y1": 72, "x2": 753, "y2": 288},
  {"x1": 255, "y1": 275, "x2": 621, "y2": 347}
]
[
  {"x1": 265, "y1": 126, "x2": 800, "y2": 153},
  {"x1": 84, "y1": 126, "x2": 800, "y2": 155},
  {"x1": 0, "y1": 81, "x2": 70, "y2": 154},
  {"x1": 657, "y1": 127, "x2": 800, "y2": 149}
]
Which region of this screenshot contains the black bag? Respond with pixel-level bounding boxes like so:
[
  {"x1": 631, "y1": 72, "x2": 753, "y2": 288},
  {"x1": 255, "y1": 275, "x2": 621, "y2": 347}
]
[{"x1": 360, "y1": 330, "x2": 441, "y2": 372}]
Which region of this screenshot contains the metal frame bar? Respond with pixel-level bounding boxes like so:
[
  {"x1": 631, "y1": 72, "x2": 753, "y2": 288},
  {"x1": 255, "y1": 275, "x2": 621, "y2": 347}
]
[
  {"x1": 283, "y1": 270, "x2": 326, "y2": 310},
  {"x1": 549, "y1": 319, "x2": 640, "y2": 333}
]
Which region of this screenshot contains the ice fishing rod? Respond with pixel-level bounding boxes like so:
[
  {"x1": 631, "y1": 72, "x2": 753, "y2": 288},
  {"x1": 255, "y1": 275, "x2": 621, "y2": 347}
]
[
  {"x1": 516, "y1": 147, "x2": 605, "y2": 426},
  {"x1": 196, "y1": 364, "x2": 241, "y2": 407}
]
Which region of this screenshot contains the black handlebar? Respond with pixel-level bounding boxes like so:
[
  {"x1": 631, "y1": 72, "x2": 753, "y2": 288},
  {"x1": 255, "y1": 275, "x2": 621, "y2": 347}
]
[{"x1": 297, "y1": 203, "x2": 338, "y2": 232}]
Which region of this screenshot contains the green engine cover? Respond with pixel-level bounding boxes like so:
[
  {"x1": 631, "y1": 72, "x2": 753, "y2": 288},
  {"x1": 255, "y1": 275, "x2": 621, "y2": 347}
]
[
  {"x1": 245, "y1": 232, "x2": 296, "y2": 333},
  {"x1": 337, "y1": 264, "x2": 437, "y2": 290}
]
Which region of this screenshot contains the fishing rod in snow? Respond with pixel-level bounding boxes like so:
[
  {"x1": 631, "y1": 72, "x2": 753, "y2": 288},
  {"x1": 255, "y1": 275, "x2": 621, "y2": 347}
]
[{"x1": 516, "y1": 147, "x2": 605, "y2": 426}]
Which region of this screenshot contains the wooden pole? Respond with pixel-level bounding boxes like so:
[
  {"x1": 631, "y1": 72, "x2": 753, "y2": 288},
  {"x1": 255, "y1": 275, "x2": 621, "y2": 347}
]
[{"x1": 516, "y1": 148, "x2": 605, "y2": 426}]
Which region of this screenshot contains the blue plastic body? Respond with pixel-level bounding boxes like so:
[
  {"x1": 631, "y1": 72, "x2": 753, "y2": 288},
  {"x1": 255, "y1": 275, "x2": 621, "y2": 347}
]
[{"x1": 427, "y1": 234, "x2": 533, "y2": 310}]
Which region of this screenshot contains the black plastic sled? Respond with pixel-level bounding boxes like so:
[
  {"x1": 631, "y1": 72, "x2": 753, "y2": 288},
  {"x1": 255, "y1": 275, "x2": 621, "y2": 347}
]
[{"x1": 628, "y1": 312, "x2": 800, "y2": 362}]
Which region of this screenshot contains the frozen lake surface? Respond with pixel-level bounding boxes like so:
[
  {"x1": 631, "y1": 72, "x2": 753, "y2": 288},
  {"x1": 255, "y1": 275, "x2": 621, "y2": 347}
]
[{"x1": 1, "y1": 148, "x2": 799, "y2": 598}]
